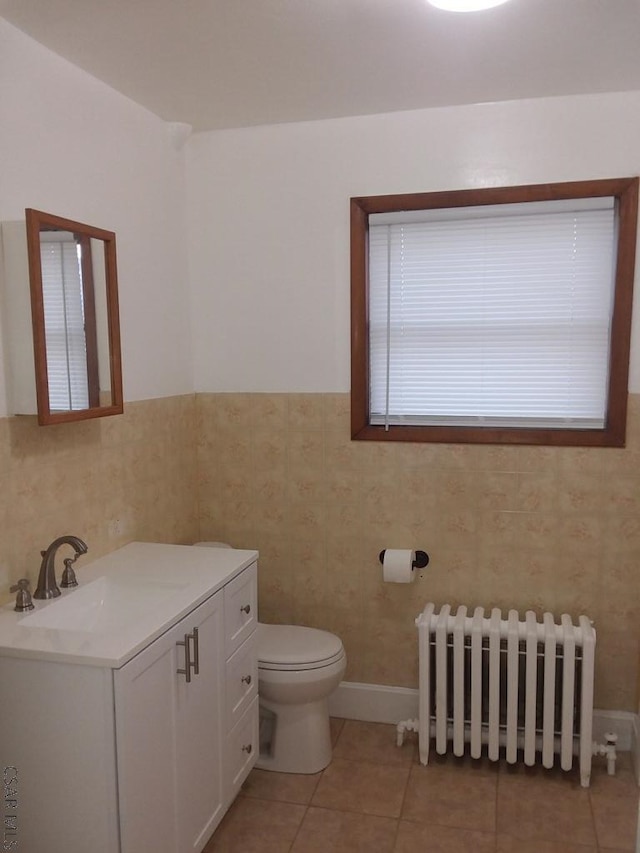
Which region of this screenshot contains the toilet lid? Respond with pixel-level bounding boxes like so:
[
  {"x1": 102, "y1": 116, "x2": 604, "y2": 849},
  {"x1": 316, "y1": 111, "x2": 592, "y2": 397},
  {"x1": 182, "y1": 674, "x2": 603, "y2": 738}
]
[{"x1": 258, "y1": 623, "x2": 345, "y2": 670}]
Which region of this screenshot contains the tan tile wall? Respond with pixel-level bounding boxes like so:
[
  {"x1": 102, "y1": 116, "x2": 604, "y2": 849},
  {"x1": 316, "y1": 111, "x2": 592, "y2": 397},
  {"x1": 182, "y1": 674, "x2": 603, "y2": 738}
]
[
  {"x1": 196, "y1": 392, "x2": 640, "y2": 712},
  {"x1": 0, "y1": 395, "x2": 199, "y2": 598},
  {"x1": 2, "y1": 390, "x2": 636, "y2": 712}
]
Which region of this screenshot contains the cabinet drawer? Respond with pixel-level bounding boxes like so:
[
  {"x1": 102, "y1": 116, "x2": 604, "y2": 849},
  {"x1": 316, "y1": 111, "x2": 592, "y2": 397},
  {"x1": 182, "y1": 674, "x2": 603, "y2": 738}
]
[
  {"x1": 225, "y1": 631, "x2": 258, "y2": 730},
  {"x1": 226, "y1": 696, "x2": 259, "y2": 803},
  {"x1": 224, "y1": 562, "x2": 257, "y2": 657}
]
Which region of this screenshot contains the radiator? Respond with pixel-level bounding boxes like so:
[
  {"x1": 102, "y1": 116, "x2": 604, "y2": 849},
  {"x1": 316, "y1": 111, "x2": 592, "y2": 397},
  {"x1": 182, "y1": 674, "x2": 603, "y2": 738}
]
[{"x1": 413, "y1": 603, "x2": 597, "y2": 787}]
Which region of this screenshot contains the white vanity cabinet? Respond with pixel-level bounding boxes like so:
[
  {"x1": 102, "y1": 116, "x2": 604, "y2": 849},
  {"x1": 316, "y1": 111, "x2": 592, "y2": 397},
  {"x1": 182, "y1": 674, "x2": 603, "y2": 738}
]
[
  {"x1": 115, "y1": 561, "x2": 259, "y2": 853},
  {"x1": 0, "y1": 543, "x2": 259, "y2": 853}
]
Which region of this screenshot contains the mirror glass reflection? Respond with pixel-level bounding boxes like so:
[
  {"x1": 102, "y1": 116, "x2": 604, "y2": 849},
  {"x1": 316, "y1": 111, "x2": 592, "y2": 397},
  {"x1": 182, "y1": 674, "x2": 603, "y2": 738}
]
[{"x1": 25, "y1": 209, "x2": 123, "y2": 425}]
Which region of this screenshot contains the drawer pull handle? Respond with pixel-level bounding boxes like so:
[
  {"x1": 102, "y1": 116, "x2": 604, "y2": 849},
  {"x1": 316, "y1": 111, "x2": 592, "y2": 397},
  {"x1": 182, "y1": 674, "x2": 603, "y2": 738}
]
[
  {"x1": 240, "y1": 604, "x2": 251, "y2": 615},
  {"x1": 192, "y1": 627, "x2": 200, "y2": 676},
  {"x1": 176, "y1": 633, "x2": 192, "y2": 683},
  {"x1": 241, "y1": 674, "x2": 252, "y2": 686},
  {"x1": 242, "y1": 743, "x2": 253, "y2": 754}
]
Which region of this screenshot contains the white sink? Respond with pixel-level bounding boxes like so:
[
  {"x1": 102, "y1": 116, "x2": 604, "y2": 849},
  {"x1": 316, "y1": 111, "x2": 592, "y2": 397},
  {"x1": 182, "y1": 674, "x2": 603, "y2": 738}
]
[{"x1": 20, "y1": 575, "x2": 189, "y2": 633}]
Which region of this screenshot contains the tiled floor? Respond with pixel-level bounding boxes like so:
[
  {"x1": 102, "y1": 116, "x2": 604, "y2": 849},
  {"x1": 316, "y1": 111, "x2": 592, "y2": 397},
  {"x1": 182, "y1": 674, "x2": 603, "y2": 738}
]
[{"x1": 204, "y1": 719, "x2": 639, "y2": 852}]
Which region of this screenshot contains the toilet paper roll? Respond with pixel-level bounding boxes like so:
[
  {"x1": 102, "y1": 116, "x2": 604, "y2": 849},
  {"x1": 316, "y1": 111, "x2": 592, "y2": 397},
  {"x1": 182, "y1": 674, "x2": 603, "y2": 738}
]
[{"x1": 382, "y1": 549, "x2": 416, "y2": 583}]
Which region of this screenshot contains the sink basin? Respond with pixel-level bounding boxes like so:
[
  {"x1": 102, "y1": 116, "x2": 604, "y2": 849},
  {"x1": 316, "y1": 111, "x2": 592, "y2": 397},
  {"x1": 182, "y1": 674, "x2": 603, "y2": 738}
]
[{"x1": 20, "y1": 575, "x2": 189, "y2": 633}]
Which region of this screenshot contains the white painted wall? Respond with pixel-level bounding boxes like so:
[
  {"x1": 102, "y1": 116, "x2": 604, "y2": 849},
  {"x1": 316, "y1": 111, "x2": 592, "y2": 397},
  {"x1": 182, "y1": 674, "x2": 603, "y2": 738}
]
[
  {"x1": 0, "y1": 19, "x2": 193, "y2": 416},
  {"x1": 4, "y1": 17, "x2": 639, "y2": 404},
  {"x1": 187, "y1": 91, "x2": 640, "y2": 393}
]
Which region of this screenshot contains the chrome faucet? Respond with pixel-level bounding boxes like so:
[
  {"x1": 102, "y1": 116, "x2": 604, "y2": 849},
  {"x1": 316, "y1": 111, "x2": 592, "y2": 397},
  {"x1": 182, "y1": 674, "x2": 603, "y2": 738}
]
[{"x1": 33, "y1": 535, "x2": 88, "y2": 600}]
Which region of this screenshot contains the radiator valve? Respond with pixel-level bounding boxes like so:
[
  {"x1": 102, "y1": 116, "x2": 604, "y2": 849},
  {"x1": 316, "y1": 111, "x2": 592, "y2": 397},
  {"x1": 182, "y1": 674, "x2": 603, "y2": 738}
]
[
  {"x1": 396, "y1": 718, "x2": 419, "y2": 747},
  {"x1": 593, "y1": 732, "x2": 618, "y2": 776}
]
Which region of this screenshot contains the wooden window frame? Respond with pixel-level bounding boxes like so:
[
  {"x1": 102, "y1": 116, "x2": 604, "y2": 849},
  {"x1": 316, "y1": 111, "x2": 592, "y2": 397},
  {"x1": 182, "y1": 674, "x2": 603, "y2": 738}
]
[{"x1": 351, "y1": 177, "x2": 639, "y2": 447}]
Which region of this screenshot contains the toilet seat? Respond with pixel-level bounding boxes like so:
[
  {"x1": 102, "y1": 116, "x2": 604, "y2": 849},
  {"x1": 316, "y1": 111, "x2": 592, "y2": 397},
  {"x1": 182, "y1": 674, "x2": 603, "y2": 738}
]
[{"x1": 258, "y1": 623, "x2": 345, "y2": 672}]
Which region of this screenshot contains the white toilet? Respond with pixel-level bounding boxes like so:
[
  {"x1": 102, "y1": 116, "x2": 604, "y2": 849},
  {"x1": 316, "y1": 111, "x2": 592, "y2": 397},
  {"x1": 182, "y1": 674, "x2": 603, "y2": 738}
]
[
  {"x1": 257, "y1": 622, "x2": 346, "y2": 774},
  {"x1": 194, "y1": 542, "x2": 346, "y2": 775}
]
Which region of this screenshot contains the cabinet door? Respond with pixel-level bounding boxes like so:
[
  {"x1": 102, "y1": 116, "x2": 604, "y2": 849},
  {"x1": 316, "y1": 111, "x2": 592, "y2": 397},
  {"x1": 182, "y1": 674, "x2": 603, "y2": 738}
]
[
  {"x1": 114, "y1": 619, "x2": 181, "y2": 853},
  {"x1": 114, "y1": 591, "x2": 224, "y2": 853},
  {"x1": 175, "y1": 592, "x2": 225, "y2": 852}
]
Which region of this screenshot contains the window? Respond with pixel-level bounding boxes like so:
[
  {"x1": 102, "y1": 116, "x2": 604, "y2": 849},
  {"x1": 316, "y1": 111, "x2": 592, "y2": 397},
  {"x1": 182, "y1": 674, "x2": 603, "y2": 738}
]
[{"x1": 351, "y1": 178, "x2": 638, "y2": 446}]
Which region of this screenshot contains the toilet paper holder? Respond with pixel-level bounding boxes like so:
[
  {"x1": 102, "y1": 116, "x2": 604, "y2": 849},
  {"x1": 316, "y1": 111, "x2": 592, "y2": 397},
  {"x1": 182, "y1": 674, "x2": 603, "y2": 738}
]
[{"x1": 378, "y1": 550, "x2": 429, "y2": 570}]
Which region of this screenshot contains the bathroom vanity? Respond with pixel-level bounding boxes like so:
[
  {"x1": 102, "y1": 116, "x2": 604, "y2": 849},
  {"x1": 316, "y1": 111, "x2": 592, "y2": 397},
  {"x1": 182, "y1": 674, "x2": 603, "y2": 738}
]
[{"x1": 0, "y1": 542, "x2": 258, "y2": 853}]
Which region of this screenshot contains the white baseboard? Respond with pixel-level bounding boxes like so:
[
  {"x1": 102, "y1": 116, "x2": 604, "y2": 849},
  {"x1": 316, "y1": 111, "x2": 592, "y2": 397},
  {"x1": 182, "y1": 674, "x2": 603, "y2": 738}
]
[
  {"x1": 329, "y1": 680, "x2": 639, "y2": 761},
  {"x1": 328, "y1": 681, "x2": 420, "y2": 726}
]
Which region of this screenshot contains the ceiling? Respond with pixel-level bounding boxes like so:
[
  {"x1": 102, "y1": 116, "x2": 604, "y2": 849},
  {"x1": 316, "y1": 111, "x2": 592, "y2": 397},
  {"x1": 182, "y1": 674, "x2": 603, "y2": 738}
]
[{"x1": 2, "y1": 0, "x2": 640, "y2": 132}]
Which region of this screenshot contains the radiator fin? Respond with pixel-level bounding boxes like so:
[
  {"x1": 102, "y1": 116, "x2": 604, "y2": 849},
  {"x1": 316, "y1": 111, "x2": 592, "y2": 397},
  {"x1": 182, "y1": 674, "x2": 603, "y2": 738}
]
[
  {"x1": 435, "y1": 604, "x2": 450, "y2": 754},
  {"x1": 506, "y1": 610, "x2": 519, "y2": 764},
  {"x1": 542, "y1": 612, "x2": 557, "y2": 768},
  {"x1": 470, "y1": 607, "x2": 483, "y2": 759},
  {"x1": 452, "y1": 606, "x2": 466, "y2": 756},
  {"x1": 560, "y1": 614, "x2": 576, "y2": 771},
  {"x1": 488, "y1": 608, "x2": 501, "y2": 761}
]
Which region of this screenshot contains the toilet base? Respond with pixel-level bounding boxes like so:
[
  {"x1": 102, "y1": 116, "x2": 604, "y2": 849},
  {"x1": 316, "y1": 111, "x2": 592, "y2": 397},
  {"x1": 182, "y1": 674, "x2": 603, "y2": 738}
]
[{"x1": 256, "y1": 696, "x2": 333, "y2": 774}]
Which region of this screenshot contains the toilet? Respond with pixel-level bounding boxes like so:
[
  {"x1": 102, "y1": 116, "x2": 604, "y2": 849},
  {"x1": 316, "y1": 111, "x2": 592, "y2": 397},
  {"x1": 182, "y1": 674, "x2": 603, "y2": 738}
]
[
  {"x1": 256, "y1": 622, "x2": 346, "y2": 774},
  {"x1": 193, "y1": 542, "x2": 346, "y2": 775}
]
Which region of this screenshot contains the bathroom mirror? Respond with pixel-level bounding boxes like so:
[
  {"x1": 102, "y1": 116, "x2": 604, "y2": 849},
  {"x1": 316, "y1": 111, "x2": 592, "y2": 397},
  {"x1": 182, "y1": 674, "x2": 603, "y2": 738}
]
[{"x1": 25, "y1": 209, "x2": 123, "y2": 425}]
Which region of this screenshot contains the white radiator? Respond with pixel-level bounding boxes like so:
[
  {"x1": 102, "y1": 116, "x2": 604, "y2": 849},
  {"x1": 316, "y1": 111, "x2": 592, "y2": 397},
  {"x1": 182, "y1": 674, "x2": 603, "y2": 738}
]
[{"x1": 414, "y1": 603, "x2": 597, "y2": 787}]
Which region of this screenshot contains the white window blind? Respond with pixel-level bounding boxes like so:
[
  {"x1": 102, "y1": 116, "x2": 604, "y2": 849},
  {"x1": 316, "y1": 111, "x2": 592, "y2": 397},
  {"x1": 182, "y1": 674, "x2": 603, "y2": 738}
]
[
  {"x1": 40, "y1": 234, "x2": 89, "y2": 411},
  {"x1": 368, "y1": 198, "x2": 616, "y2": 429}
]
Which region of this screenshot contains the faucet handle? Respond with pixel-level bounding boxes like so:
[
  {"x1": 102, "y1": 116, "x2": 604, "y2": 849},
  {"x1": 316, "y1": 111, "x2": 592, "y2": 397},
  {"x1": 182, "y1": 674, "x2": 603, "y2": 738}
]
[
  {"x1": 9, "y1": 578, "x2": 35, "y2": 612},
  {"x1": 60, "y1": 557, "x2": 79, "y2": 588}
]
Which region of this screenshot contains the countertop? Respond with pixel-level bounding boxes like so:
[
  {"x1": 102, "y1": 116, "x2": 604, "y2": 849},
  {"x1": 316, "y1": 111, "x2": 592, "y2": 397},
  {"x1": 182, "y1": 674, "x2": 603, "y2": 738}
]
[{"x1": 0, "y1": 541, "x2": 258, "y2": 668}]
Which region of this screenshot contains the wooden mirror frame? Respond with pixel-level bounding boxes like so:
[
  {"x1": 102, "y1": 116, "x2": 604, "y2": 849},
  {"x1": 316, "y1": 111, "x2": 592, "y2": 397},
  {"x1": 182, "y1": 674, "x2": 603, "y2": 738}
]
[{"x1": 25, "y1": 209, "x2": 123, "y2": 425}]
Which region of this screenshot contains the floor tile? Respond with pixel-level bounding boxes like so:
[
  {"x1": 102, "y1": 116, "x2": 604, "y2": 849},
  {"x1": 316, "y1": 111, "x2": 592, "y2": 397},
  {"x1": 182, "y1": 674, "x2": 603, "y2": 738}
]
[
  {"x1": 311, "y1": 757, "x2": 410, "y2": 818},
  {"x1": 599, "y1": 849, "x2": 640, "y2": 853},
  {"x1": 589, "y1": 752, "x2": 639, "y2": 797},
  {"x1": 393, "y1": 819, "x2": 496, "y2": 852},
  {"x1": 333, "y1": 720, "x2": 416, "y2": 766},
  {"x1": 205, "y1": 742, "x2": 639, "y2": 853},
  {"x1": 291, "y1": 806, "x2": 398, "y2": 852},
  {"x1": 590, "y1": 792, "x2": 639, "y2": 851},
  {"x1": 203, "y1": 796, "x2": 306, "y2": 852},
  {"x1": 402, "y1": 762, "x2": 497, "y2": 832},
  {"x1": 496, "y1": 836, "x2": 597, "y2": 852},
  {"x1": 497, "y1": 770, "x2": 597, "y2": 847},
  {"x1": 242, "y1": 767, "x2": 322, "y2": 804}
]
